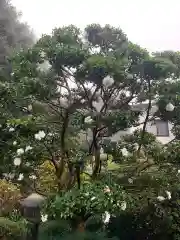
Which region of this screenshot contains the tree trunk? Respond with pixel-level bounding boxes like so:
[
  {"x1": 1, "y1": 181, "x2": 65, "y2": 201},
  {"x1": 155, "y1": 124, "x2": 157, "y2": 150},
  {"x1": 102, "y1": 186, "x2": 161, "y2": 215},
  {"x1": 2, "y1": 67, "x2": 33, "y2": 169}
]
[{"x1": 77, "y1": 221, "x2": 85, "y2": 232}]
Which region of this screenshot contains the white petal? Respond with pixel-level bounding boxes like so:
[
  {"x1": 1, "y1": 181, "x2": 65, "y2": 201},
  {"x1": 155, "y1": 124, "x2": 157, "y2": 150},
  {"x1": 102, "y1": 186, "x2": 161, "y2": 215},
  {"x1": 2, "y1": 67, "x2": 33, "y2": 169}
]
[
  {"x1": 165, "y1": 191, "x2": 171, "y2": 200},
  {"x1": 16, "y1": 148, "x2": 24, "y2": 156},
  {"x1": 121, "y1": 201, "x2": 127, "y2": 211},
  {"x1": 103, "y1": 211, "x2": 110, "y2": 223},
  {"x1": 157, "y1": 196, "x2": 165, "y2": 201},
  {"x1": 9, "y1": 127, "x2": 15, "y2": 132},
  {"x1": 13, "y1": 141, "x2": 17, "y2": 146},
  {"x1": 166, "y1": 103, "x2": 174, "y2": 112},
  {"x1": 25, "y1": 146, "x2": 33, "y2": 152},
  {"x1": 14, "y1": 158, "x2": 21, "y2": 166}
]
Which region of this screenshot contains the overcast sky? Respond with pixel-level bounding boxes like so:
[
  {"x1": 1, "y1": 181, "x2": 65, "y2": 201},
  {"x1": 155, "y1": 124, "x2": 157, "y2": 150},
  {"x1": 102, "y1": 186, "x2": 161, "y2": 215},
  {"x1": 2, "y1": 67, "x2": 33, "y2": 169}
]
[{"x1": 12, "y1": 0, "x2": 180, "y2": 52}]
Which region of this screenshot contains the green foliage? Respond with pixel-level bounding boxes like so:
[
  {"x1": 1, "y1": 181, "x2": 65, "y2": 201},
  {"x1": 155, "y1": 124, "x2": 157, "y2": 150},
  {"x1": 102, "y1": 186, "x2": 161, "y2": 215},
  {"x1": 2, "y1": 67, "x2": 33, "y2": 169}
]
[
  {"x1": 44, "y1": 182, "x2": 128, "y2": 221},
  {"x1": 0, "y1": 217, "x2": 26, "y2": 240},
  {"x1": 108, "y1": 187, "x2": 180, "y2": 240}
]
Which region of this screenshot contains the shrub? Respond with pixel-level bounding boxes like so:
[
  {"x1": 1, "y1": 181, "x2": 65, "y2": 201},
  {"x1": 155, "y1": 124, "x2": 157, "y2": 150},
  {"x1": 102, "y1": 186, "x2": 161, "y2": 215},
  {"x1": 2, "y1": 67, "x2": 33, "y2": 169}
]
[
  {"x1": 0, "y1": 180, "x2": 21, "y2": 216},
  {"x1": 0, "y1": 217, "x2": 26, "y2": 240}
]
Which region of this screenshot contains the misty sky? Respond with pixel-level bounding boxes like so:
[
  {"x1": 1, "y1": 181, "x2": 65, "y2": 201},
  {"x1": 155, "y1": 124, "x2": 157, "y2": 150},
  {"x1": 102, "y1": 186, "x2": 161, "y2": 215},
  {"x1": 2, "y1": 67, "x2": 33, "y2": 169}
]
[{"x1": 12, "y1": 0, "x2": 180, "y2": 52}]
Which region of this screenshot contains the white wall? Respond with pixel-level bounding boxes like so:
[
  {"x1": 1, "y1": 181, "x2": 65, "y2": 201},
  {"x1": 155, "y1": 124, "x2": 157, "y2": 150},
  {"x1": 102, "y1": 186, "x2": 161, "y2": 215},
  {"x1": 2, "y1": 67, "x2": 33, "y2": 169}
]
[{"x1": 111, "y1": 114, "x2": 174, "y2": 144}]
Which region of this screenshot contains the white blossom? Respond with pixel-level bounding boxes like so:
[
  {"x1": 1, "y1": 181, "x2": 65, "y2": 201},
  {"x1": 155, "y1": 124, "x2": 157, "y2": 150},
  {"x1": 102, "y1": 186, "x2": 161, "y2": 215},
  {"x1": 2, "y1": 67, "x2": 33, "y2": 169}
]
[
  {"x1": 13, "y1": 158, "x2": 21, "y2": 166},
  {"x1": 102, "y1": 76, "x2": 114, "y2": 88},
  {"x1": 165, "y1": 191, "x2": 171, "y2": 200},
  {"x1": 41, "y1": 214, "x2": 48, "y2": 222},
  {"x1": 40, "y1": 51, "x2": 46, "y2": 58},
  {"x1": 13, "y1": 141, "x2": 17, "y2": 146},
  {"x1": 29, "y1": 174, "x2": 37, "y2": 180},
  {"x1": 104, "y1": 185, "x2": 111, "y2": 193},
  {"x1": 91, "y1": 196, "x2": 96, "y2": 201},
  {"x1": 100, "y1": 153, "x2": 108, "y2": 161},
  {"x1": 128, "y1": 178, "x2": 133, "y2": 184},
  {"x1": 80, "y1": 99, "x2": 86, "y2": 104},
  {"x1": 25, "y1": 146, "x2": 33, "y2": 152},
  {"x1": 35, "y1": 130, "x2": 46, "y2": 140},
  {"x1": 3, "y1": 173, "x2": 15, "y2": 179},
  {"x1": 133, "y1": 143, "x2": 139, "y2": 151},
  {"x1": 178, "y1": 169, "x2": 180, "y2": 174},
  {"x1": 103, "y1": 211, "x2": 110, "y2": 224},
  {"x1": 16, "y1": 148, "x2": 24, "y2": 156},
  {"x1": 166, "y1": 103, "x2": 175, "y2": 112},
  {"x1": 9, "y1": 127, "x2": 15, "y2": 132},
  {"x1": 27, "y1": 105, "x2": 33, "y2": 111},
  {"x1": 157, "y1": 196, "x2": 165, "y2": 202},
  {"x1": 121, "y1": 201, "x2": 127, "y2": 211},
  {"x1": 121, "y1": 148, "x2": 129, "y2": 157},
  {"x1": 48, "y1": 133, "x2": 54, "y2": 137},
  {"x1": 0, "y1": 124, "x2": 2, "y2": 128},
  {"x1": 84, "y1": 116, "x2": 93, "y2": 124},
  {"x1": 18, "y1": 173, "x2": 24, "y2": 181},
  {"x1": 25, "y1": 162, "x2": 30, "y2": 167}
]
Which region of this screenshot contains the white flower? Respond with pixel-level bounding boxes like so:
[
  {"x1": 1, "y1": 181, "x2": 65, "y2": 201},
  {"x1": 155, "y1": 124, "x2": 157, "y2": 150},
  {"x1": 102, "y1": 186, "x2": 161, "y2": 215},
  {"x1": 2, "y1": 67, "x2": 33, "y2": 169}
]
[
  {"x1": 102, "y1": 76, "x2": 114, "y2": 88},
  {"x1": 178, "y1": 169, "x2": 180, "y2": 174},
  {"x1": 48, "y1": 133, "x2": 54, "y2": 137},
  {"x1": 13, "y1": 141, "x2": 17, "y2": 146},
  {"x1": 27, "y1": 105, "x2": 33, "y2": 111},
  {"x1": 29, "y1": 174, "x2": 37, "y2": 180},
  {"x1": 16, "y1": 148, "x2": 24, "y2": 156},
  {"x1": 121, "y1": 201, "x2": 127, "y2": 211},
  {"x1": 41, "y1": 214, "x2": 48, "y2": 222},
  {"x1": 104, "y1": 185, "x2": 111, "y2": 193},
  {"x1": 0, "y1": 124, "x2": 2, "y2": 128},
  {"x1": 91, "y1": 196, "x2": 96, "y2": 201},
  {"x1": 35, "y1": 130, "x2": 46, "y2": 140},
  {"x1": 18, "y1": 173, "x2": 24, "y2": 181},
  {"x1": 9, "y1": 127, "x2": 15, "y2": 132},
  {"x1": 103, "y1": 211, "x2": 110, "y2": 224},
  {"x1": 11, "y1": 72, "x2": 14, "y2": 76},
  {"x1": 165, "y1": 191, "x2": 171, "y2": 200},
  {"x1": 84, "y1": 116, "x2": 93, "y2": 124},
  {"x1": 100, "y1": 153, "x2": 108, "y2": 161},
  {"x1": 128, "y1": 178, "x2": 133, "y2": 184},
  {"x1": 13, "y1": 158, "x2": 21, "y2": 166},
  {"x1": 166, "y1": 103, "x2": 175, "y2": 112},
  {"x1": 25, "y1": 162, "x2": 30, "y2": 167},
  {"x1": 4, "y1": 173, "x2": 15, "y2": 179},
  {"x1": 133, "y1": 143, "x2": 139, "y2": 151},
  {"x1": 157, "y1": 196, "x2": 165, "y2": 202},
  {"x1": 40, "y1": 51, "x2": 46, "y2": 58},
  {"x1": 121, "y1": 148, "x2": 129, "y2": 157},
  {"x1": 25, "y1": 146, "x2": 33, "y2": 152}
]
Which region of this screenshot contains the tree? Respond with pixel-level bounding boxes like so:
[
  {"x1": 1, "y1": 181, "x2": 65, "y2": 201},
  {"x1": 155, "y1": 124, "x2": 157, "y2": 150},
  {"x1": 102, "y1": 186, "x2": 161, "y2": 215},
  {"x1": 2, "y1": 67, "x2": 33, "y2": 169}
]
[
  {"x1": 4, "y1": 24, "x2": 177, "y2": 193},
  {"x1": 1, "y1": 24, "x2": 180, "y2": 237}
]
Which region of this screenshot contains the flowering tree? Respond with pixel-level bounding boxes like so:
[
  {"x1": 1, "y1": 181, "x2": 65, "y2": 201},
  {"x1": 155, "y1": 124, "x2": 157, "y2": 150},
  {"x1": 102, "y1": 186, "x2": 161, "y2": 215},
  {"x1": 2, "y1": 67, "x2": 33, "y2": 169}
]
[
  {"x1": 0, "y1": 24, "x2": 180, "y2": 237},
  {"x1": 0, "y1": 24, "x2": 178, "y2": 191}
]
